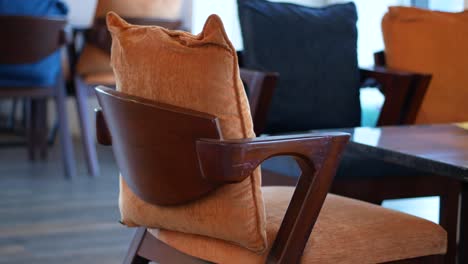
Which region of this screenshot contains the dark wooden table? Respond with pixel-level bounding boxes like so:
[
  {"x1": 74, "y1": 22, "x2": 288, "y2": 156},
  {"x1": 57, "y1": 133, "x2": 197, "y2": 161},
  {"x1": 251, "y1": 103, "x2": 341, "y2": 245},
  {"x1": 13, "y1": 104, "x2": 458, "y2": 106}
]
[{"x1": 345, "y1": 123, "x2": 468, "y2": 263}]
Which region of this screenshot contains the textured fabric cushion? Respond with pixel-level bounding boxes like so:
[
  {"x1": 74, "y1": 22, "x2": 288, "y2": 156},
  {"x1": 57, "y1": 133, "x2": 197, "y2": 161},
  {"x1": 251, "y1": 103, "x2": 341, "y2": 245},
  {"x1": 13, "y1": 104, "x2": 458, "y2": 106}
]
[
  {"x1": 77, "y1": 0, "x2": 183, "y2": 81},
  {"x1": 76, "y1": 44, "x2": 114, "y2": 78},
  {"x1": 108, "y1": 13, "x2": 267, "y2": 252},
  {"x1": 238, "y1": 0, "x2": 361, "y2": 134},
  {"x1": 151, "y1": 186, "x2": 447, "y2": 263},
  {"x1": 382, "y1": 7, "x2": 468, "y2": 124},
  {"x1": 0, "y1": 0, "x2": 67, "y2": 87}
]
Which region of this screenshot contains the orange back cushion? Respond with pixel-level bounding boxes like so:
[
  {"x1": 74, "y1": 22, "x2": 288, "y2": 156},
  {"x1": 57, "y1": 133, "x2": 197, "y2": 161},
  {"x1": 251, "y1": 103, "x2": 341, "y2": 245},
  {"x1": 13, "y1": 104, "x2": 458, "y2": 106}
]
[
  {"x1": 382, "y1": 6, "x2": 468, "y2": 124},
  {"x1": 107, "y1": 13, "x2": 267, "y2": 252}
]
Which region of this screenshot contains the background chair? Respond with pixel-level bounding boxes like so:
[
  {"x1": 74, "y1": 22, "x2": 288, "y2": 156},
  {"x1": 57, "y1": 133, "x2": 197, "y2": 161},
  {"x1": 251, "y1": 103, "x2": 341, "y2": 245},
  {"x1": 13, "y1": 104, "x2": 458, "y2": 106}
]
[
  {"x1": 94, "y1": 86, "x2": 446, "y2": 264},
  {"x1": 0, "y1": 16, "x2": 75, "y2": 178},
  {"x1": 67, "y1": 16, "x2": 184, "y2": 178},
  {"x1": 236, "y1": 1, "x2": 461, "y2": 262},
  {"x1": 58, "y1": 0, "x2": 185, "y2": 177}
]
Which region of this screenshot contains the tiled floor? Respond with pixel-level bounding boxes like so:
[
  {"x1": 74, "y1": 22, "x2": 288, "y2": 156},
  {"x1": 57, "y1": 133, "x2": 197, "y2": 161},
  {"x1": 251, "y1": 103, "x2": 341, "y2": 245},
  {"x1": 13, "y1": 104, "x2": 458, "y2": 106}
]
[{"x1": 0, "y1": 139, "x2": 439, "y2": 263}]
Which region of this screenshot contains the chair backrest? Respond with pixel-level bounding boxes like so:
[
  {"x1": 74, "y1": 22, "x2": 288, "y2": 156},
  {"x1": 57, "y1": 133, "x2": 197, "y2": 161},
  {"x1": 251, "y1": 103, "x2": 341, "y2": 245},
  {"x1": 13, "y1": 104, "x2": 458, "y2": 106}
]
[
  {"x1": 0, "y1": 16, "x2": 66, "y2": 64},
  {"x1": 240, "y1": 68, "x2": 278, "y2": 135},
  {"x1": 373, "y1": 52, "x2": 432, "y2": 125},
  {"x1": 95, "y1": 86, "x2": 222, "y2": 206}
]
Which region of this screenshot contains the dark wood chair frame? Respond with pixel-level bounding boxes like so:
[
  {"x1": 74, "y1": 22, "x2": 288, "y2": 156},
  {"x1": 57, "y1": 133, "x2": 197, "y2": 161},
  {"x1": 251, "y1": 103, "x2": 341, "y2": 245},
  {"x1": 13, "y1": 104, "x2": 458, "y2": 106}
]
[
  {"x1": 94, "y1": 86, "x2": 444, "y2": 264},
  {"x1": 0, "y1": 16, "x2": 76, "y2": 178}
]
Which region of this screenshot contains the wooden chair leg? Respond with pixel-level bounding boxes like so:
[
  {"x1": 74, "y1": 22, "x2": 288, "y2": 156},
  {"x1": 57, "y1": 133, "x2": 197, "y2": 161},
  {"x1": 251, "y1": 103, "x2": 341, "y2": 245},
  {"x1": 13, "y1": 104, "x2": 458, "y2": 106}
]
[
  {"x1": 25, "y1": 99, "x2": 36, "y2": 161},
  {"x1": 37, "y1": 99, "x2": 48, "y2": 160},
  {"x1": 123, "y1": 228, "x2": 149, "y2": 264},
  {"x1": 7, "y1": 99, "x2": 17, "y2": 130},
  {"x1": 439, "y1": 180, "x2": 460, "y2": 264},
  {"x1": 74, "y1": 77, "x2": 99, "y2": 177},
  {"x1": 55, "y1": 78, "x2": 76, "y2": 178}
]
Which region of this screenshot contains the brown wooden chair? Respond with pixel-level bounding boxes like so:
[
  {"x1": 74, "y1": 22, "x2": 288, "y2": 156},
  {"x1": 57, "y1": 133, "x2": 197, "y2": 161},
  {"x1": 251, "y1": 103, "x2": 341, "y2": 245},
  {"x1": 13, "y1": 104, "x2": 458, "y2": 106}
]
[
  {"x1": 0, "y1": 16, "x2": 76, "y2": 178},
  {"x1": 94, "y1": 86, "x2": 446, "y2": 264}
]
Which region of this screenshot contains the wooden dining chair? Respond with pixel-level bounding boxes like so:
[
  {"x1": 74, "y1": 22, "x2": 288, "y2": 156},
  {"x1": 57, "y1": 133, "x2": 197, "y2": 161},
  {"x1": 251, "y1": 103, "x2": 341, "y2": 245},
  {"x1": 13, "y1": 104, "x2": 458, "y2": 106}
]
[
  {"x1": 0, "y1": 15, "x2": 76, "y2": 178},
  {"x1": 94, "y1": 86, "x2": 446, "y2": 264}
]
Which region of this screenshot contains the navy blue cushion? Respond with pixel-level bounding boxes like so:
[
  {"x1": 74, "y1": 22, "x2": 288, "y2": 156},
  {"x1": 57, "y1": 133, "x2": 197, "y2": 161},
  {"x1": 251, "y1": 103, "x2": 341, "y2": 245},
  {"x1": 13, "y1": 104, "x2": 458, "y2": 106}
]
[
  {"x1": 0, "y1": 0, "x2": 68, "y2": 87},
  {"x1": 238, "y1": 0, "x2": 361, "y2": 133}
]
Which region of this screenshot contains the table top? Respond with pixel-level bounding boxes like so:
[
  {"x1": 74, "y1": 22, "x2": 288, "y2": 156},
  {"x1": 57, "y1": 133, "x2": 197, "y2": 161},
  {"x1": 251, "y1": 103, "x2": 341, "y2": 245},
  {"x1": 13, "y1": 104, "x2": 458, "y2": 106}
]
[{"x1": 343, "y1": 123, "x2": 468, "y2": 181}]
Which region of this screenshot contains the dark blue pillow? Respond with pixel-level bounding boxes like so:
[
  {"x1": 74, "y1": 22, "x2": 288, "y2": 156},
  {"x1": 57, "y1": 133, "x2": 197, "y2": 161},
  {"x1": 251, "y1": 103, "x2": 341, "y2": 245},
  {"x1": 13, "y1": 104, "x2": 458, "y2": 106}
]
[
  {"x1": 238, "y1": 0, "x2": 361, "y2": 133},
  {"x1": 0, "y1": 0, "x2": 68, "y2": 87}
]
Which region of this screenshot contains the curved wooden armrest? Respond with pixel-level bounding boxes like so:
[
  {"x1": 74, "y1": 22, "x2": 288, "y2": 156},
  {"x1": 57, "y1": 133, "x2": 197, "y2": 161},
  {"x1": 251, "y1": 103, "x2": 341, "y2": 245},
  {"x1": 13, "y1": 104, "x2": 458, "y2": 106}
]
[
  {"x1": 360, "y1": 66, "x2": 431, "y2": 126},
  {"x1": 197, "y1": 133, "x2": 349, "y2": 263},
  {"x1": 95, "y1": 108, "x2": 112, "y2": 146}
]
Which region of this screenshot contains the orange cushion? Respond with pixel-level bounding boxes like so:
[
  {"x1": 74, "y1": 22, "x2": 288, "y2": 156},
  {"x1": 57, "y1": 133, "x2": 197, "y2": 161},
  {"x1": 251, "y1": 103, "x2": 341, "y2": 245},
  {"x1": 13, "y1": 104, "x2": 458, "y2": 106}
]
[
  {"x1": 108, "y1": 13, "x2": 267, "y2": 252},
  {"x1": 151, "y1": 186, "x2": 447, "y2": 263},
  {"x1": 82, "y1": 71, "x2": 115, "y2": 86},
  {"x1": 77, "y1": 0, "x2": 183, "y2": 81},
  {"x1": 382, "y1": 7, "x2": 468, "y2": 124},
  {"x1": 77, "y1": 44, "x2": 113, "y2": 78}
]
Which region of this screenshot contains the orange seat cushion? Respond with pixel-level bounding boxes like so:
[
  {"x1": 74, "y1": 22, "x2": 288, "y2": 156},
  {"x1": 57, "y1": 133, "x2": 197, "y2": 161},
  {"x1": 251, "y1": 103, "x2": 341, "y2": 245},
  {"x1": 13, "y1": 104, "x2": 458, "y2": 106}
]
[
  {"x1": 108, "y1": 13, "x2": 267, "y2": 252},
  {"x1": 382, "y1": 7, "x2": 468, "y2": 124},
  {"x1": 151, "y1": 186, "x2": 447, "y2": 263}
]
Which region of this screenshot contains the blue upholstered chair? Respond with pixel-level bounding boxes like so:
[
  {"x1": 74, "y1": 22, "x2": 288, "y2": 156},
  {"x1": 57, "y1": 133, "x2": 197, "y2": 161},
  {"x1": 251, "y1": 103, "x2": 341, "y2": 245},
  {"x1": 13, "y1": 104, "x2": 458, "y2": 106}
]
[{"x1": 0, "y1": 0, "x2": 76, "y2": 177}]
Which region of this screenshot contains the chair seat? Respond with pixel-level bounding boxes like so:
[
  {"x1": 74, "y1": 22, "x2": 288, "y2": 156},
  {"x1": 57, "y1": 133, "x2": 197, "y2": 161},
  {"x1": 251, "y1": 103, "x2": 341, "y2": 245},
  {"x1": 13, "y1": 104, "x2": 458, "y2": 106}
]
[
  {"x1": 149, "y1": 186, "x2": 446, "y2": 264},
  {"x1": 82, "y1": 72, "x2": 115, "y2": 86}
]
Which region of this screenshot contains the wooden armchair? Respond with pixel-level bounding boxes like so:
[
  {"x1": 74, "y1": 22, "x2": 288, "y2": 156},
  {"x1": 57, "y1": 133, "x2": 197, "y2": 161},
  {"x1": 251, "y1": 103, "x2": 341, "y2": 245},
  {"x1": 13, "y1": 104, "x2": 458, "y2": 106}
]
[{"x1": 94, "y1": 86, "x2": 446, "y2": 263}]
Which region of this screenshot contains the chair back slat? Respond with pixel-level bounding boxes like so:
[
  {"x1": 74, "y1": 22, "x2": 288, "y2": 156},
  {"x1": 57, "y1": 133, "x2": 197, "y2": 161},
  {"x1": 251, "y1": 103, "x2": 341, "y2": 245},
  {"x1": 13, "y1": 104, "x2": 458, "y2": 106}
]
[
  {"x1": 0, "y1": 16, "x2": 66, "y2": 64},
  {"x1": 240, "y1": 69, "x2": 278, "y2": 135},
  {"x1": 95, "y1": 86, "x2": 222, "y2": 206}
]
